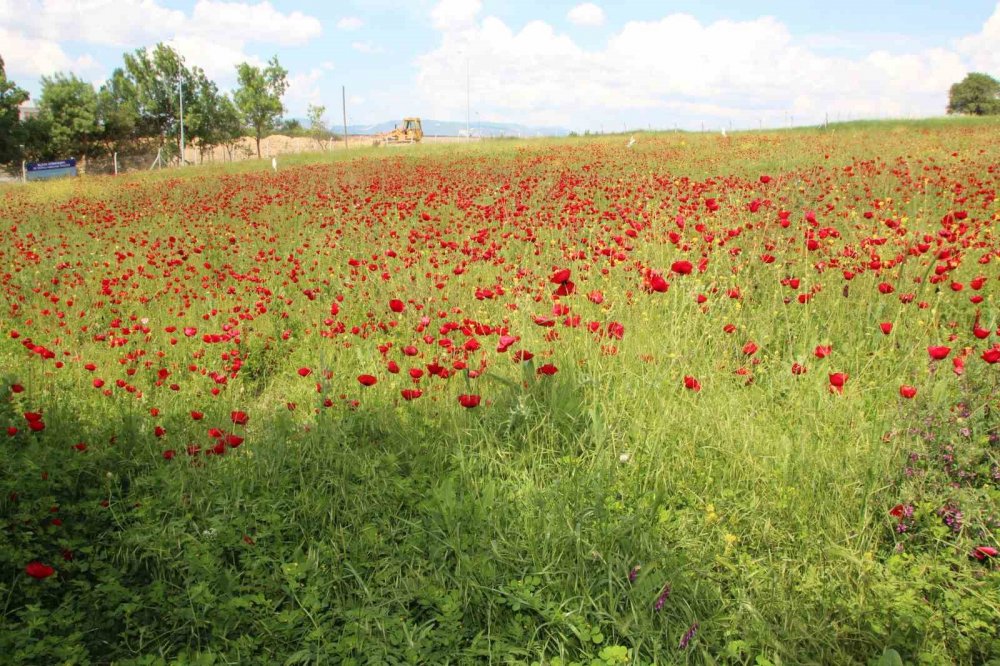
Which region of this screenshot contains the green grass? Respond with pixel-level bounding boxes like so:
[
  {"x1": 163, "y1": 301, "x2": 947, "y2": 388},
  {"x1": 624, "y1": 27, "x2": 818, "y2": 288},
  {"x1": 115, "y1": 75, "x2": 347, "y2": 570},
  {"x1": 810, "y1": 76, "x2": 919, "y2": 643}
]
[{"x1": 1, "y1": 120, "x2": 998, "y2": 665}]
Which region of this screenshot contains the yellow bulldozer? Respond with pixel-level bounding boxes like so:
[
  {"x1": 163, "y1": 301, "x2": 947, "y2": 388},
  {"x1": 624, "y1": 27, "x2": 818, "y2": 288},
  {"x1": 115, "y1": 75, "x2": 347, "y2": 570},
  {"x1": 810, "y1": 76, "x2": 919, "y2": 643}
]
[{"x1": 373, "y1": 118, "x2": 423, "y2": 146}]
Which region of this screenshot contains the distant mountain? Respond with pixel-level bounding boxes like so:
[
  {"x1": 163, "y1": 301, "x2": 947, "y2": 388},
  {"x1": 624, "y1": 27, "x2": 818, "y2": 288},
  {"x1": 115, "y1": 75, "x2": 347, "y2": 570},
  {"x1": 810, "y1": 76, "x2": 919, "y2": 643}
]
[{"x1": 340, "y1": 119, "x2": 571, "y2": 138}]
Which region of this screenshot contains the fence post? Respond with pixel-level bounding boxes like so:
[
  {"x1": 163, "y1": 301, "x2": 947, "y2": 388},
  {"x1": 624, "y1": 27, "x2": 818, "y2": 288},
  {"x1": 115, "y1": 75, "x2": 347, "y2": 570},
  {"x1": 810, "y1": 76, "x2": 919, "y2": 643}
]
[
  {"x1": 114, "y1": 152, "x2": 119, "y2": 176},
  {"x1": 22, "y1": 161, "x2": 26, "y2": 183}
]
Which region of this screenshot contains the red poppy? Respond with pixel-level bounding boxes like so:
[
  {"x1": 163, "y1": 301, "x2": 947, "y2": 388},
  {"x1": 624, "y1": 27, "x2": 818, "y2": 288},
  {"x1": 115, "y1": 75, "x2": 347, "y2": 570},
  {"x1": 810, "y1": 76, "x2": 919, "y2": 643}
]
[
  {"x1": 791, "y1": 363, "x2": 807, "y2": 375},
  {"x1": 899, "y1": 385, "x2": 917, "y2": 399},
  {"x1": 231, "y1": 411, "x2": 249, "y2": 425},
  {"x1": 879, "y1": 322, "x2": 893, "y2": 335},
  {"x1": 358, "y1": 374, "x2": 377, "y2": 386},
  {"x1": 400, "y1": 388, "x2": 422, "y2": 400},
  {"x1": 671, "y1": 260, "x2": 693, "y2": 275},
  {"x1": 458, "y1": 394, "x2": 481, "y2": 408},
  {"x1": 389, "y1": 299, "x2": 405, "y2": 313},
  {"x1": 163, "y1": 450, "x2": 176, "y2": 460},
  {"x1": 550, "y1": 268, "x2": 571, "y2": 284},
  {"x1": 927, "y1": 346, "x2": 951, "y2": 360},
  {"x1": 297, "y1": 367, "x2": 312, "y2": 377},
  {"x1": 742, "y1": 341, "x2": 758, "y2": 356},
  {"x1": 982, "y1": 348, "x2": 1000, "y2": 364},
  {"x1": 889, "y1": 504, "x2": 905, "y2": 518},
  {"x1": 647, "y1": 274, "x2": 669, "y2": 292},
  {"x1": 190, "y1": 411, "x2": 203, "y2": 420},
  {"x1": 814, "y1": 345, "x2": 832, "y2": 359},
  {"x1": 971, "y1": 546, "x2": 998, "y2": 561},
  {"x1": 537, "y1": 364, "x2": 558, "y2": 376},
  {"x1": 829, "y1": 373, "x2": 848, "y2": 393},
  {"x1": 683, "y1": 375, "x2": 701, "y2": 392},
  {"x1": 25, "y1": 562, "x2": 54, "y2": 579}
]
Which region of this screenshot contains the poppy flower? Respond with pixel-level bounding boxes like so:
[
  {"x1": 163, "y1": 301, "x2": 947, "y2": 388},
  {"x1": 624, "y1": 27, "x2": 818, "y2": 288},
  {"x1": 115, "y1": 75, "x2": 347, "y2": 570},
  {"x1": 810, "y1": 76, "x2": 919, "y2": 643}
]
[
  {"x1": 358, "y1": 374, "x2": 377, "y2": 386},
  {"x1": 647, "y1": 274, "x2": 669, "y2": 292},
  {"x1": 550, "y1": 268, "x2": 571, "y2": 284},
  {"x1": 400, "y1": 388, "x2": 422, "y2": 400},
  {"x1": 231, "y1": 411, "x2": 249, "y2": 425},
  {"x1": 742, "y1": 341, "x2": 758, "y2": 356},
  {"x1": 982, "y1": 348, "x2": 1000, "y2": 364},
  {"x1": 457, "y1": 394, "x2": 481, "y2": 408},
  {"x1": 671, "y1": 260, "x2": 693, "y2": 275},
  {"x1": 791, "y1": 363, "x2": 807, "y2": 375},
  {"x1": 163, "y1": 450, "x2": 176, "y2": 460},
  {"x1": 971, "y1": 546, "x2": 998, "y2": 561},
  {"x1": 899, "y1": 385, "x2": 917, "y2": 399},
  {"x1": 389, "y1": 299, "x2": 405, "y2": 313},
  {"x1": 927, "y1": 346, "x2": 951, "y2": 360},
  {"x1": 814, "y1": 345, "x2": 832, "y2": 359},
  {"x1": 879, "y1": 322, "x2": 893, "y2": 335},
  {"x1": 537, "y1": 364, "x2": 558, "y2": 376},
  {"x1": 297, "y1": 367, "x2": 311, "y2": 377},
  {"x1": 683, "y1": 375, "x2": 701, "y2": 392},
  {"x1": 588, "y1": 290, "x2": 604, "y2": 305},
  {"x1": 889, "y1": 504, "x2": 905, "y2": 518},
  {"x1": 190, "y1": 411, "x2": 203, "y2": 420},
  {"x1": 497, "y1": 335, "x2": 517, "y2": 352},
  {"x1": 829, "y1": 373, "x2": 848, "y2": 393},
  {"x1": 25, "y1": 562, "x2": 54, "y2": 579}
]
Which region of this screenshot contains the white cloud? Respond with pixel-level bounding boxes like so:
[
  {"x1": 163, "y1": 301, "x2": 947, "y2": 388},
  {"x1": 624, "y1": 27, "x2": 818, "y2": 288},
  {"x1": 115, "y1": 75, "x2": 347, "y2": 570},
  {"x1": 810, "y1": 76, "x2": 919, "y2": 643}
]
[
  {"x1": 567, "y1": 3, "x2": 605, "y2": 27},
  {"x1": 0, "y1": 0, "x2": 322, "y2": 90},
  {"x1": 415, "y1": 8, "x2": 984, "y2": 130},
  {"x1": 336, "y1": 16, "x2": 363, "y2": 31},
  {"x1": 0, "y1": 27, "x2": 101, "y2": 79},
  {"x1": 430, "y1": 0, "x2": 481, "y2": 31},
  {"x1": 955, "y1": 3, "x2": 1000, "y2": 74},
  {"x1": 284, "y1": 67, "x2": 326, "y2": 113},
  {"x1": 351, "y1": 41, "x2": 385, "y2": 54}
]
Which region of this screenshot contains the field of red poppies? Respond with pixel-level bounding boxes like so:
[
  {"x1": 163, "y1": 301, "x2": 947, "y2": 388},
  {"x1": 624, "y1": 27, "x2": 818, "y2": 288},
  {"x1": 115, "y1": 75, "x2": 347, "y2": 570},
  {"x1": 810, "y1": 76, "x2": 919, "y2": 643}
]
[{"x1": 2, "y1": 119, "x2": 999, "y2": 664}]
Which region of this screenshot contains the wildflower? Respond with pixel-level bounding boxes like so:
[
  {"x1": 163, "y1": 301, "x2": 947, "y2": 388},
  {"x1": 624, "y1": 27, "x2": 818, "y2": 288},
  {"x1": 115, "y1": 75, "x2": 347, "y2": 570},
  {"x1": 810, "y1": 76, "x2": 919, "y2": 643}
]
[
  {"x1": 25, "y1": 562, "x2": 55, "y2": 579},
  {"x1": 653, "y1": 584, "x2": 671, "y2": 612},
  {"x1": 628, "y1": 565, "x2": 640, "y2": 583},
  {"x1": 678, "y1": 622, "x2": 699, "y2": 649}
]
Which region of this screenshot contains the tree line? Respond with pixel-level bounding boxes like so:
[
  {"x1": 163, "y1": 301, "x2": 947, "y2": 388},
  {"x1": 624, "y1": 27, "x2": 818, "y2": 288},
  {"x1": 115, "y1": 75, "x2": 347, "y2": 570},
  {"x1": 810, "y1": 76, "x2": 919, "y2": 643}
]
[{"x1": 1, "y1": 44, "x2": 337, "y2": 171}]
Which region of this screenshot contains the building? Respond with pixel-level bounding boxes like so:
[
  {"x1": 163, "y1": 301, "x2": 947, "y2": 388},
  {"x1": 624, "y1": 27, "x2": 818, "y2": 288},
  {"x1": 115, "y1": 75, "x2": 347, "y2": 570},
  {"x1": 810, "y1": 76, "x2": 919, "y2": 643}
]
[{"x1": 18, "y1": 103, "x2": 40, "y2": 121}]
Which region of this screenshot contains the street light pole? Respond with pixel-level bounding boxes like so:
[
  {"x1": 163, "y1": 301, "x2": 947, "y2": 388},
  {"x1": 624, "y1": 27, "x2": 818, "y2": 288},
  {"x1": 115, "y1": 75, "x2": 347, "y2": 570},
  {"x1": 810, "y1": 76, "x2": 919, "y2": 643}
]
[
  {"x1": 466, "y1": 57, "x2": 470, "y2": 142},
  {"x1": 178, "y1": 79, "x2": 185, "y2": 166}
]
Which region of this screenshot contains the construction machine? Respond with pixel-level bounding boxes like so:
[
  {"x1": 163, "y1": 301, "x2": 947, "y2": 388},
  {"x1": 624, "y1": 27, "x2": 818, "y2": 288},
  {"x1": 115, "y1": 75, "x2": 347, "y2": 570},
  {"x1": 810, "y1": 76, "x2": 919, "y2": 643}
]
[{"x1": 373, "y1": 117, "x2": 423, "y2": 146}]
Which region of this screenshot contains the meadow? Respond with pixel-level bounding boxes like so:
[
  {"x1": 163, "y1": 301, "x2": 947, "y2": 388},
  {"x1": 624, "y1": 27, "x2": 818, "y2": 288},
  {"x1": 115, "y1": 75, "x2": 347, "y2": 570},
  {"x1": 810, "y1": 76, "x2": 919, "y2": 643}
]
[{"x1": 1, "y1": 118, "x2": 998, "y2": 665}]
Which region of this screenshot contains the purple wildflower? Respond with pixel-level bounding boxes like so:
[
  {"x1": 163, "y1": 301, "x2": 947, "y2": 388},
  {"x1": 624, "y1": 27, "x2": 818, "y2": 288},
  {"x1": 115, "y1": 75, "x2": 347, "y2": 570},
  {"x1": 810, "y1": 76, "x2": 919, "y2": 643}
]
[
  {"x1": 653, "y1": 584, "x2": 671, "y2": 612},
  {"x1": 678, "y1": 622, "x2": 699, "y2": 649},
  {"x1": 628, "y1": 565, "x2": 641, "y2": 583}
]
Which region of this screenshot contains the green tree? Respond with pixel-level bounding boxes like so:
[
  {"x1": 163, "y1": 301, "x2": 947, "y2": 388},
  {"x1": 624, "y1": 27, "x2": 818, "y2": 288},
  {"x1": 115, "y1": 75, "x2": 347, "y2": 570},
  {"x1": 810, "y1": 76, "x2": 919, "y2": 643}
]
[
  {"x1": 186, "y1": 73, "x2": 245, "y2": 161},
  {"x1": 947, "y1": 73, "x2": 1000, "y2": 115},
  {"x1": 38, "y1": 73, "x2": 100, "y2": 159},
  {"x1": 96, "y1": 68, "x2": 142, "y2": 154},
  {"x1": 307, "y1": 104, "x2": 335, "y2": 150},
  {"x1": 0, "y1": 55, "x2": 30, "y2": 166},
  {"x1": 121, "y1": 43, "x2": 196, "y2": 155},
  {"x1": 233, "y1": 56, "x2": 288, "y2": 158}
]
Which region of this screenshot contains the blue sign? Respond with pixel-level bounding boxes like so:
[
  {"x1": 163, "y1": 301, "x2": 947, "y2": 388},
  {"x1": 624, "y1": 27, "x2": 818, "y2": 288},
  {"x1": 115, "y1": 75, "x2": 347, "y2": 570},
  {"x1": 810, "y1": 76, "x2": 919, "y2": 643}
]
[{"x1": 26, "y1": 158, "x2": 78, "y2": 181}]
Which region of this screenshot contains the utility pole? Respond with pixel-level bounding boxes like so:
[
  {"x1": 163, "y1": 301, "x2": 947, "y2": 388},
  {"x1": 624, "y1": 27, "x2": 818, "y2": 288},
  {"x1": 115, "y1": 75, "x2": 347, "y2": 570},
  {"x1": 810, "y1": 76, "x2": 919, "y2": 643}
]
[
  {"x1": 178, "y1": 79, "x2": 185, "y2": 165},
  {"x1": 342, "y1": 85, "x2": 349, "y2": 149},
  {"x1": 466, "y1": 58, "x2": 471, "y2": 142}
]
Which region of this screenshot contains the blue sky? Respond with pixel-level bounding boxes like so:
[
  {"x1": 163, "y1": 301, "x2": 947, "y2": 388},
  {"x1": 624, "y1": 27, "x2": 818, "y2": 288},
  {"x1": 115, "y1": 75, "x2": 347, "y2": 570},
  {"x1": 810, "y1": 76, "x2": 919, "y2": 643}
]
[{"x1": 2, "y1": 0, "x2": 999, "y2": 131}]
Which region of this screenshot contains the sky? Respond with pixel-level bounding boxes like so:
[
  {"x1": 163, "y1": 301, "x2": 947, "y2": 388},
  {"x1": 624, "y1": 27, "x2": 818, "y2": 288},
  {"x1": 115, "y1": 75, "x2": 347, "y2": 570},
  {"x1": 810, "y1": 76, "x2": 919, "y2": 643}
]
[{"x1": 2, "y1": 0, "x2": 999, "y2": 131}]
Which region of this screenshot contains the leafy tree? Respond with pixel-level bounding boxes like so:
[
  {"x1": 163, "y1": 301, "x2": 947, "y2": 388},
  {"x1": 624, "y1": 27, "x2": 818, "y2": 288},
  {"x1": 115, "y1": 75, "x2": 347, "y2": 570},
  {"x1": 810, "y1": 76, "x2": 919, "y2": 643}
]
[
  {"x1": 121, "y1": 43, "x2": 197, "y2": 155},
  {"x1": 0, "y1": 55, "x2": 30, "y2": 166},
  {"x1": 38, "y1": 73, "x2": 100, "y2": 159},
  {"x1": 186, "y1": 73, "x2": 244, "y2": 161},
  {"x1": 307, "y1": 104, "x2": 336, "y2": 150},
  {"x1": 233, "y1": 56, "x2": 288, "y2": 158},
  {"x1": 96, "y1": 68, "x2": 142, "y2": 154},
  {"x1": 947, "y1": 73, "x2": 1000, "y2": 116}
]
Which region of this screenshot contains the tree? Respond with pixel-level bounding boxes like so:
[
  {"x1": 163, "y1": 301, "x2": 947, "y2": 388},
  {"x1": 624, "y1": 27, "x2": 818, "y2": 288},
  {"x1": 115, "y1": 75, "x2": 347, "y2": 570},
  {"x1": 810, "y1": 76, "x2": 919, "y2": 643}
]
[
  {"x1": 121, "y1": 43, "x2": 197, "y2": 155},
  {"x1": 947, "y1": 73, "x2": 1000, "y2": 116},
  {"x1": 307, "y1": 104, "x2": 335, "y2": 150},
  {"x1": 97, "y1": 68, "x2": 142, "y2": 154},
  {"x1": 233, "y1": 56, "x2": 288, "y2": 158},
  {"x1": 38, "y1": 73, "x2": 100, "y2": 159},
  {"x1": 0, "y1": 55, "x2": 30, "y2": 166}
]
